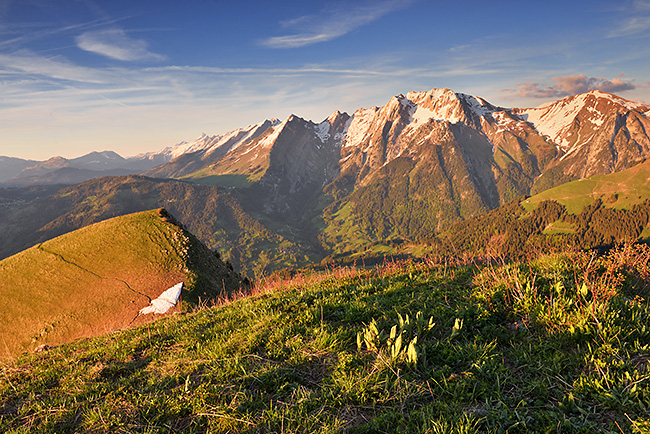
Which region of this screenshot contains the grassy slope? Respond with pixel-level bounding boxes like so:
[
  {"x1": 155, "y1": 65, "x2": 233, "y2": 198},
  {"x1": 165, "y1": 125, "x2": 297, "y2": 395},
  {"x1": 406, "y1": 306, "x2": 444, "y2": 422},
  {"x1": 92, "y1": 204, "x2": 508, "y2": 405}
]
[
  {"x1": 1, "y1": 246, "x2": 649, "y2": 433},
  {"x1": 0, "y1": 210, "x2": 240, "y2": 360},
  {"x1": 523, "y1": 159, "x2": 650, "y2": 214}
]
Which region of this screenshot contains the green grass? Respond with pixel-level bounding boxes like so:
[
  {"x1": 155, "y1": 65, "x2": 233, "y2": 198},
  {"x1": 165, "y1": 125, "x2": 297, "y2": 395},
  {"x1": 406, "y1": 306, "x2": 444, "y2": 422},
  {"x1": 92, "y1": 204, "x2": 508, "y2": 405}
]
[
  {"x1": 523, "y1": 159, "x2": 650, "y2": 214},
  {"x1": 321, "y1": 202, "x2": 374, "y2": 255},
  {"x1": 2, "y1": 245, "x2": 650, "y2": 433},
  {"x1": 542, "y1": 221, "x2": 577, "y2": 235}
]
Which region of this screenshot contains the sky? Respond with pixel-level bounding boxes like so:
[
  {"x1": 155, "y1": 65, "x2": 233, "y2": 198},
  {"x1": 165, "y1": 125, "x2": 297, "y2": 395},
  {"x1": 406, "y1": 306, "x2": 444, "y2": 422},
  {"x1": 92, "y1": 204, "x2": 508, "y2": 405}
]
[{"x1": 2, "y1": 0, "x2": 650, "y2": 160}]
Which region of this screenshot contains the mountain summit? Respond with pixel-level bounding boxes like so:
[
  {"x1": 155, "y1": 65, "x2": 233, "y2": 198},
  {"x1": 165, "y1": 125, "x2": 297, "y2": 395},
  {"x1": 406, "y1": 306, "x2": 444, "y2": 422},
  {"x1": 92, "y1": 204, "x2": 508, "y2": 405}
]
[{"x1": 517, "y1": 91, "x2": 650, "y2": 188}]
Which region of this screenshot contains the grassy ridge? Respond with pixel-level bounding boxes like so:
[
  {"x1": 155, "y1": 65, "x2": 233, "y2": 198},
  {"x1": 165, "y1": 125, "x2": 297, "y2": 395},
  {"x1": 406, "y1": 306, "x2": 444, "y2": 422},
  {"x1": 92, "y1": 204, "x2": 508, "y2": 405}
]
[
  {"x1": 1, "y1": 246, "x2": 649, "y2": 432},
  {"x1": 523, "y1": 159, "x2": 650, "y2": 214},
  {"x1": 0, "y1": 210, "x2": 240, "y2": 360}
]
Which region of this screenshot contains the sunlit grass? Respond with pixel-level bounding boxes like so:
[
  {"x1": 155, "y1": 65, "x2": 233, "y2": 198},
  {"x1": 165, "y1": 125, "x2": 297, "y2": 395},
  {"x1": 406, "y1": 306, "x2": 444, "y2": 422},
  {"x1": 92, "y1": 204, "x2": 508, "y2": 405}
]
[
  {"x1": 1, "y1": 246, "x2": 649, "y2": 433},
  {"x1": 523, "y1": 160, "x2": 650, "y2": 214}
]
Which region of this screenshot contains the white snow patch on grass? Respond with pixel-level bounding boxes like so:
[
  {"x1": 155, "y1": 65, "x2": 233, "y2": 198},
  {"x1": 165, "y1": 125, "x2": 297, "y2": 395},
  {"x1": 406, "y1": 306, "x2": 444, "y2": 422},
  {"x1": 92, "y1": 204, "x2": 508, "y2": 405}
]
[{"x1": 140, "y1": 282, "x2": 183, "y2": 315}]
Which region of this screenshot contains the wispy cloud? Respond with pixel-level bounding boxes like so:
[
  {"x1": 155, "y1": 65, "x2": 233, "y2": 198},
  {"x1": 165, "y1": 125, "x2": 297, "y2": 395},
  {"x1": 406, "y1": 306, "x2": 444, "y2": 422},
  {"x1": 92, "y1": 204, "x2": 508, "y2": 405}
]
[
  {"x1": 0, "y1": 50, "x2": 108, "y2": 83},
  {"x1": 76, "y1": 28, "x2": 165, "y2": 61},
  {"x1": 262, "y1": 0, "x2": 412, "y2": 49},
  {"x1": 505, "y1": 74, "x2": 636, "y2": 98},
  {"x1": 143, "y1": 65, "x2": 397, "y2": 76},
  {"x1": 0, "y1": 18, "x2": 118, "y2": 50},
  {"x1": 609, "y1": 0, "x2": 650, "y2": 37}
]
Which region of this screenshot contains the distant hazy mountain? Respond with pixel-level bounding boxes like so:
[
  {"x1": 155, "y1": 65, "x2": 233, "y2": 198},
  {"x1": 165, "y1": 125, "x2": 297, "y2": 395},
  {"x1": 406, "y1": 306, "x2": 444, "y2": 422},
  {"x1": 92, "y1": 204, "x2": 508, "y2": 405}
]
[
  {"x1": 0, "y1": 156, "x2": 40, "y2": 182},
  {"x1": 0, "y1": 167, "x2": 138, "y2": 187},
  {"x1": 0, "y1": 150, "x2": 169, "y2": 187}
]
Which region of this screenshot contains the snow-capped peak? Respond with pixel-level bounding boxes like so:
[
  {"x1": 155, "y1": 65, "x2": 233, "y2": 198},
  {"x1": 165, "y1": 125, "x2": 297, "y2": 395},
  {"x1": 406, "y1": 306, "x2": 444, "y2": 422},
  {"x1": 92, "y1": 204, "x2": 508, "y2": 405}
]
[
  {"x1": 517, "y1": 91, "x2": 649, "y2": 149},
  {"x1": 403, "y1": 88, "x2": 499, "y2": 128},
  {"x1": 140, "y1": 120, "x2": 280, "y2": 161},
  {"x1": 340, "y1": 88, "x2": 502, "y2": 149},
  {"x1": 583, "y1": 90, "x2": 649, "y2": 111}
]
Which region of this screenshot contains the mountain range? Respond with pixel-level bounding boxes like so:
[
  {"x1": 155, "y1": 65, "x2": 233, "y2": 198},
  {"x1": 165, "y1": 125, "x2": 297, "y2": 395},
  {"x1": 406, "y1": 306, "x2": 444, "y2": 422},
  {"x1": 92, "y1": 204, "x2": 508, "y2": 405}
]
[
  {"x1": 2, "y1": 88, "x2": 650, "y2": 272},
  {"x1": 144, "y1": 88, "x2": 650, "y2": 215}
]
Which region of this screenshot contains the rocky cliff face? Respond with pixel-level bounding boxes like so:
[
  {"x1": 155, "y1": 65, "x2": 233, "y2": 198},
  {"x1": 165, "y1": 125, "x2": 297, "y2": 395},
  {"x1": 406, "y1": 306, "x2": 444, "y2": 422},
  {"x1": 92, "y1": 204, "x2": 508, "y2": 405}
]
[{"x1": 255, "y1": 113, "x2": 348, "y2": 216}]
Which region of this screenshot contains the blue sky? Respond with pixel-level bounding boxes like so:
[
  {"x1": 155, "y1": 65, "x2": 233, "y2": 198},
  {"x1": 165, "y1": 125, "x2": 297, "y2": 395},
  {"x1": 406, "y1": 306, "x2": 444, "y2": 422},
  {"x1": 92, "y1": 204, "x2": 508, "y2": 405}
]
[{"x1": 1, "y1": 0, "x2": 650, "y2": 160}]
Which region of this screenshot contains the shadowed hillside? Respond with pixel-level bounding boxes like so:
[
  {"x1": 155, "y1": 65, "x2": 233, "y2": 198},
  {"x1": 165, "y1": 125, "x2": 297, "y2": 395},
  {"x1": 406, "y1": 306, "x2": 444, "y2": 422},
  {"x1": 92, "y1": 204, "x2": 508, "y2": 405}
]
[{"x1": 0, "y1": 176, "x2": 312, "y2": 277}]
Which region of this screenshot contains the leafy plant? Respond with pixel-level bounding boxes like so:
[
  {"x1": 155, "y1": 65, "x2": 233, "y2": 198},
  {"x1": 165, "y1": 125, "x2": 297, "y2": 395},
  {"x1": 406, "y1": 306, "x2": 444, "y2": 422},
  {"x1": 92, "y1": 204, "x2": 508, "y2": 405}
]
[
  {"x1": 357, "y1": 310, "x2": 435, "y2": 367},
  {"x1": 449, "y1": 317, "x2": 464, "y2": 340}
]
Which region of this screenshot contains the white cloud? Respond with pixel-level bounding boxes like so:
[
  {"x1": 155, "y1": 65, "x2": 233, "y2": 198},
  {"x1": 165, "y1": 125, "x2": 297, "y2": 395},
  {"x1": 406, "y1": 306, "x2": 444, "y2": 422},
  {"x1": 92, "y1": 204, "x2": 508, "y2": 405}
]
[
  {"x1": 610, "y1": 16, "x2": 650, "y2": 37},
  {"x1": 142, "y1": 64, "x2": 394, "y2": 76},
  {"x1": 262, "y1": 0, "x2": 412, "y2": 49},
  {"x1": 76, "y1": 28, "x2": 165, "y2": 61},
  {"x1": 0, "y1": 18, "x2": 115, "y2": 50},
  {"x1": 505, "y1": 74, "x2": 637, "y2": 99}
]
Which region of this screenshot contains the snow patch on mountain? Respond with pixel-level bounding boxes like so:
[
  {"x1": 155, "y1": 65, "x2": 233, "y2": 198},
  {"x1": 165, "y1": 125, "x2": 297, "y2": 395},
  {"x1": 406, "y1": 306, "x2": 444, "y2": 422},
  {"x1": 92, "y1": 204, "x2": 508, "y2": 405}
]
[
  {"x1": 236, "y1": 118, "x2": 288, "y2": 160},
  {"x1": 315, "y1": 120, "x2": 330, "y2": 142},
  {"x1": 520, "y1": 94, "x2": 593, "y2": 148},
  {"x1": 344, "y1": 107, "x2": 378, "y2": 148},
  {"x1": 589, "y1": 90, "x2": 648, "y2": 111},
  {"x1": 259, "y1": 119, "x2": 286, "y2": 149},
  {"x1": 457, "y1": 93, "x2": 496, "y2": 118},
  {"x1": 98, "y1": 151, "x2": 119, "y2": 160},
  {"x1": 410, "y1": 106, "x2": 437, "y2": 124},
  {"x1": 403, "y1": 89, "x2": 502, "y2": 130},
  {"x1": 406, "y1": 89, "x2": 464, "y2": 124},
  {"x1": 140, "y1": 120, "x2": 281, "y2": 162}
]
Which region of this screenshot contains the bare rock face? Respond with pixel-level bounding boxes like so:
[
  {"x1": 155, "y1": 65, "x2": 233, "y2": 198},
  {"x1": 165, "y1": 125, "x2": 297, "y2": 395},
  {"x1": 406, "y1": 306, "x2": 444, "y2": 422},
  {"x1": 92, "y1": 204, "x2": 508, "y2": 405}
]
[{"x1": 257, "y1": 115, "x2": 346, "y2": 215}]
